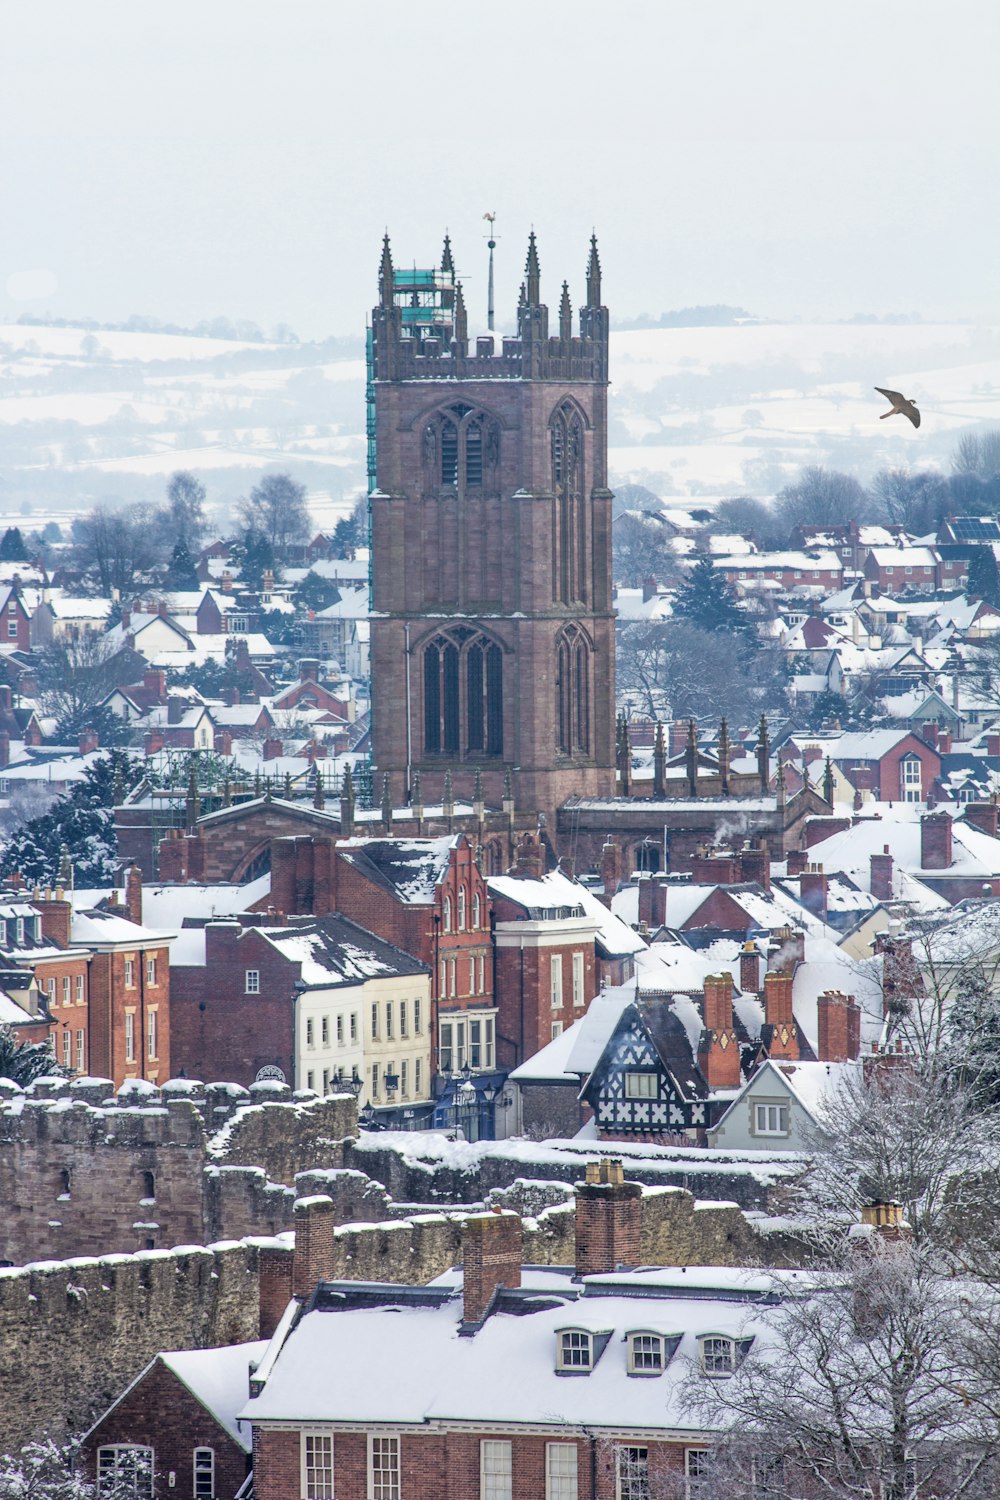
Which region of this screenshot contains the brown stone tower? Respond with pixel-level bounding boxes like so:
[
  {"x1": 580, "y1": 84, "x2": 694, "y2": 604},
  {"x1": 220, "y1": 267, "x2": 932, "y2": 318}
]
[{"x1": 369, "y1": 230, "x2": 616, "y2": 824}]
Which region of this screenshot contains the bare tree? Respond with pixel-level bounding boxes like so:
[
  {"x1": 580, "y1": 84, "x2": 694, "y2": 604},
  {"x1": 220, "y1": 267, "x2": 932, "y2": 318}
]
[
  {"x1": 952, "y1": 430, "x2": 1000, "y2": 481},
  {"x1": 72, "y1": 504, "x2": 161, "y2": 598},
  {"x1": 34, "y1": 635, "x2": 137, "y2": 741},
  {"x1": 160, "y1": 470, "x2": 207, "y2": 549},
  {"x1": 612, "y1": 512, "x2": 680, "y2": 589},
  {"x1": 712, "y1": 495, "x2": 787, "y2": 550},
  {"x1": 682, "y1": 1242, "x2": 1000, "y2": 1500},
  {"x1": 617, "y1": 621, "x2": 786, "y2": 722},
  {"x1": 775, "y1": 467, "x2": 880, "y2": 531},
  {"x1": 871, "y1": 468, "x2": 951, "y2": 533},
  {"x1": 239, "y1": 472, "x2": 310, "y2": 558}
]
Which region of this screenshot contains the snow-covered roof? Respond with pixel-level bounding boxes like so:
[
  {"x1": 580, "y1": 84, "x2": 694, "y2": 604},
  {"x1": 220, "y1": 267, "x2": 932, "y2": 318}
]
[
  {"x1": 509, "y1": 1015, "x2": 587, "y2": 1083},
  {"x1": 70, "y1": 909, "x2": 175, "y2": 946},
  {"x1": 336, "y1": 836, "x2": 456, "y2": 904},
  {"x1": 242, "y1": 1271, "x2": 790, "y2": 1432},
  {"x1": 257, "y1": 914, "x2": 428, "y2": 988},
  {"x1": 712, "y1": 1059, "x2": 860, "y2": 1136}
]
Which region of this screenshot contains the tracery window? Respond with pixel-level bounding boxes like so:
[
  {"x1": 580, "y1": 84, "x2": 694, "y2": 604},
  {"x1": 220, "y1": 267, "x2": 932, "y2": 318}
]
[
  {"x1": 551, "y1": 400, "x2": 586, "y2": 604},
  {"x1": 423, "y1": 629, "x2": 503, "y2": 757},
  {"x1": 556, "y1": 624, "x2": 591, "y2": 755},
  {"x1": 422, "y1": 404, "x2": 499, "y2": 493}
]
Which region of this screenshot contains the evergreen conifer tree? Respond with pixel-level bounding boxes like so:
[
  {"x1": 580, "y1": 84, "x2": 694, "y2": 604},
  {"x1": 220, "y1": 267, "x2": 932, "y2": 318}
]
[
  {"x1": 966, "y1": 545, "x2": 1000, "y2": 607},
  {"x1": 0, "y1": 526, "x2": 29, "y2": 562},
  {"x1": 673, "y1": 556, "x2": 752, "y2": 638}
]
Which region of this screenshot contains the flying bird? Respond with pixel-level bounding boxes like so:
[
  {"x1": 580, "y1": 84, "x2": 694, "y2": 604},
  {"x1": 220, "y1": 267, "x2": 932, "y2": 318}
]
[{"x1": 874, "y1": 386, "x2": 920, "y2": 429}]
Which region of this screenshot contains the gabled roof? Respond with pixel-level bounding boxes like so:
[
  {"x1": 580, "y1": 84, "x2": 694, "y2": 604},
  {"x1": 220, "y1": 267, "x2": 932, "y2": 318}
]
[
  {"x1": 336, "y1": 835, "x2": 458, "y2": 904},
  {"x1": 85, "y1": 1340, "x2": 267, "y2": 1452},
  {"x1": 257, "y1": 913, "x2": 428, "y2": 987}
]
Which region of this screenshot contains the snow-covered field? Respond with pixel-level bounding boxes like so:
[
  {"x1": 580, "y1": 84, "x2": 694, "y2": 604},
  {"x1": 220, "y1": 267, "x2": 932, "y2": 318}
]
[{"x1": 0, "y1": 319, "x2": 998, "y2": 531}]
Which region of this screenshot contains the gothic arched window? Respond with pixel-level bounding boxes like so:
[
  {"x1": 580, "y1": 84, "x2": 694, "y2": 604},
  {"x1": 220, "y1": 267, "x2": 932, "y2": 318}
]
[
  {"x1": 423, "y1": 630, "x2": 504, "y2": 758},
  {"x1": 423, "y1": 404, "x2": 499, "y2": 495},
  {"x1": 556, "y1": 624, "x2": 591, "y2": 757},
  {"x1": 550, "y1": 401, "x2": 585, "y2": 605}
]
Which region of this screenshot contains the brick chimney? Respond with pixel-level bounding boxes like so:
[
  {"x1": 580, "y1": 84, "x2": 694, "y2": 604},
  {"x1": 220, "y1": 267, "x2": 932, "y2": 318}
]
[
  {"x1": 691, "y1": 850, "x2": 740, "y2": 886},
  {"x1": 78, "y1": 727, "x2": 99, "y2": 754},
  {"x1": 143, "y1": 668, "x2": 167, "y2": 702},
  {"x1": 870, "y1": 845, "x2": 894, "y2": 902},
  {"x1": 763, "y1": 970, "x2": 798, "y2": 1060},
  {"x1": 920, "y1": 812, "x2": 952, "y2": 870},
  {"x1": 167, "y1": 698, "x2": 185, "y2": 725},
  {"x1": 144, "y1": 728, "x2": 165, "y2": 756},
  {"x1": 35, "y1": 893, "x2": 72, "y2": 949},
  {"x1": 770, "y1": 926, "x2": 805, "y2": 973},
  {"x1": 221, "y1": 570, "x2": 233, "y2": 594},
  {"x1": 258, "y1": 1244, "x2": 294, "y2": 1338},
  {"x1": 462, "y1": 1210, "x2": 522, "y2": 1325},
  {"x1": 0, "y1": 732, "x2": 9, "y2": 769},
  {"x1": 938, "y1": 731, "x2": 951, "y2": 755},
  {"x1": 262, "y1": 736, "x2": 284, "y2": 761},
  {"x1": 799, "y1": 863, "x2": 828, "y2": 922},
  {"x1": 786, "y1": 849, "x2": 808, "y2": 877},
  {"x1": 214, "y1": 730, "x2": 233, "y2": 756},
  {"x1": 292, "y1": 1194, "x2": 335, "y2": 1297},
  {"x1": 0, "y1": 684, "x2": 11, "y2": 713},
  {"x1": 513, "y1": 832, "x2": 545, "y2": 880},
  {"x1": 125, "y1": 865, "x2": 142, "y2": 926},
  {"x1": 738, "y1": 841, "x2": 770, "y2": 892},
  {"x1": 637, "y1": 873, "x2": 668, "y2": 930},
  {"x1": 600, "y1": 839, "x2": 622, "y2": 897},
  {"x1": 963, "y1": 802, "x2": 1000, "y2": 839},
  {"x1": 642, "y1": 576, "x2": 658, "y2": 603},
  {"x1": 739, "y1": 940, "x2": 762, "y2": 995},
  {"x1": 817, "y1": 990, "x2": 861, "y2": 1062},
  {"x1": 299, "y1": 658, "x2": 320, "y2": 683},
  {"x1": 698, "y1": 972, "x2": 741, "y2": 1088},
  {"x1": 987, "y1": 734, "x2": 1000, "y2": 757},
  {"x1": 574, "y1": 1159, "x2": 642, "y2": 1277}
]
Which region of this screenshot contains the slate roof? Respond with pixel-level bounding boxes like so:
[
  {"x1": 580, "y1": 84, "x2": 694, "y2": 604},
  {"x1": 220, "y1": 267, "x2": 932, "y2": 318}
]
[
  {"x1": 335, "y1": 836, "x2": 457, "y2": 904},
  {"x1": 258, "y1": 913, "x2": 428, "y2": 988}
]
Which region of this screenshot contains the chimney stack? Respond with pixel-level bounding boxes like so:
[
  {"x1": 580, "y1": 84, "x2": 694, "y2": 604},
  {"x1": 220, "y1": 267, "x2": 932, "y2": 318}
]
[
  {"x1": 817, "y1": 990, "x2": 861, "y2": 1062},
  {"x1": 258, "y1": 1244, "x2": 294, "y2": 1339},
  {"x1": 785, "y1": 848, "x2": 808, "y2": 877},
  {"x1": 763, "y1": 969, "x2": 799, "y2": 1059},
  {"x1": 574, "y1": 1159, "x2": 642, "y2": 1277},
  {"x1": 462, "y1": 1210, "x2": 522, "y2": 1325},
  {"x1": 799, "y1": 863, "x2": 828, "y2": 922},
  {"x1": 292, "y1": 1194, "x2": 335, "y2": 1298},
  {"x1": 870, "y1": 845, "x2": 894, "y2": 902},
  {"x1": 739, "y1": 940, "x2": 762, "y2": 995},
  {"x1": 963, "y1": 801, "x2": 1000, "y2": 839},
  {"x1": 78, "y1": 727, "x2": 99, "y2": 754},
  {"x1": 125, "y1": 865, "x2": 142, "y2": 926},
  {"x1": 698, "y1": 973, "x2": 741, "y2": 1088},
  {"x1": 637, "y1": 873, "x2": 668, "y2": 931},
  {"x1": 920, "y1": 812, "x2": 952, "y2": 870},
  {"x1": 600, "y1": 839, "x2": 622, "y2": 898}
]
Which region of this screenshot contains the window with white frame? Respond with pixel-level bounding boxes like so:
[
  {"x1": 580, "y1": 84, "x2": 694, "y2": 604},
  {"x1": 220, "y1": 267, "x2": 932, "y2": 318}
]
[
  {"x1": 624, "y1": 1071, "x2": 657, "y2": 1100},
  {"x1": 556, "y1": 1329, "x2": 593, "y2": 1371},
  {"x1": 302, "y1": 1433, "x2": 334, "y2": 1500},
  {"x1": 146, "y1": 957, "x2": 156, "y2": 986},
  {"x1": 76, "y1": 1029, "x2": 85, "y2": 1072},
  {"x1": 458, "y1": 886, "x2": 467, "y2": 930},
  {"x1": 448, "y1": 957, "x2": 457, "y2": 997},
  {"x1": 400, "y1": 1059, "x2": 408, "y2": 1097},
  {"x1": 753, "y1": 1102, "x2": 788, "y2": 1136},
  {"x1": 415, "y1": 1058, "x2": 422, "y2": 1095},
  {"x1": 439, "y1": 959, "x2": 447, "y2": 996},
  {"x1": 469, "y1": 955, "x2": 476, "y2": 994},
  {"x1": 469, "y1": 1015, "x2": 495, "y2": 1070},
  {"x1": 371, "y1": 1063, "x2": 379, "y2": 1098},
  {"x1": 98, "y1": 1446, "x2": 154, "y2": 1500},
  {"x1": 193, "y1": 1447, "x2": 214, "y2": 1500},
  {"x1": 337, "y1": 1014, "x2": 344, "y2": 1044},
  {"x1": 545, "y1": 1442, "x2": 578, "y2": 1500},
  {"x1": 62, "y1": 976, "x2": 70, "y2": 1004},
  {"x1": 572, "y1": 952, "x2": 585, "y2": 1008},
  {"x1": 47, "y1": 977, "x2": 56, "y2": 1005},
  {"x1": 472, "y1": 891, "x2": 481, "y2": 929},
  {"x1": 124, "y1": 1012, "x2": 135, "y2": 1062},
  {"x1": 615, "y1": 1446, "x2": 648, "y2": 1500},
  {"x1": 478, "y1": 955, "x2": 486, "y2": 994},
  {"x1": 75, "y1": 974, "x2": 84, "y2": 1003},
  {"x1": 371, "y1": 1002, "x2": 379, "y2": 1039},
  {"x1": 124, "y1": 958, "x2": 135, "y2": 988},
  {"x1": 400, "y1": 1000, "x2": 407, "y2": 1037},
  {"x1": 306, "y1": 1017, "x2": 315, "y2": 1049},
  {"x1": 245, "y1": 969, "x2": 259, "y2": 994},
  {"x1": 351, "y1": 1012, "x2": 358, "y2": 1042},
  {"x1": 700, "y1": 1335, "x2": 738, "y2": 1376},
  {"x1": 443, "y1": 894, "x2": 452, "y2": 932},
  {"x1": 147, "y1": 1008, "x2": 157, "y2": 1060},
  {"x1": 551, "y1": 1021, "x2": 564, "y2": 1039},
  {"x1": 413, "y1": 998, "x2": 421, "y2": 1034},
  {"x1": 900, "y1": 756, "x2": 922, "y2": 802},
  {"x1": 480, "y1": 1439, "x2": 512, "y2": 1500},
  {"x1": 62, "y1": 1030, "x2": 72, "y2": 1066},
  {"x1": 685, "y1": 1448, "x2": 711, "y2": 1499},
  {"x1": 386, "y1": 1002, "x2": 393, "y2": 1039},
  {"x1": 550, "y1": 954, "x2": 564, "y2": 1009},
  {"x1": 627, "y1": 1332, "x2": 667, "y2": 1375},
  {"x1": 368, "y1": 1436, "x2": 400, "y2": 1500}
]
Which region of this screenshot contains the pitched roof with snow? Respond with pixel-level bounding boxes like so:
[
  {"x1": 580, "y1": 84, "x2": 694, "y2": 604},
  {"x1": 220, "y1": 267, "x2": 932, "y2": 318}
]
[
  {"x1": 335, "y1": 836, "x2": 457, "y2": 904},
  {"x1": 257, "y1": 914, "x2": 428, "y2": 988}
]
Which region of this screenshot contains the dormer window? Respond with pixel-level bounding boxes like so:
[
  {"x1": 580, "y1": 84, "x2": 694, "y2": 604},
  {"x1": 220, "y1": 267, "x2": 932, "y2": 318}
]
[
  {"x1": 556, "y1": 1329, "x2": 593, "y2": 1373},
  {"x1": 699, "y1": 1334, "x2": 752, "y2": 1377},
  {"x1": 626, "y1": 1331, "x2": 679, "y2": 1376}
]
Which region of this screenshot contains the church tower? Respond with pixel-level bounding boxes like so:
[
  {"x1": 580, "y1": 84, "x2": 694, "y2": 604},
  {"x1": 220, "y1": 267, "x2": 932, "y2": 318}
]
[{"x1": 369, "y1": 230, "x2": 616, "y2": 823}]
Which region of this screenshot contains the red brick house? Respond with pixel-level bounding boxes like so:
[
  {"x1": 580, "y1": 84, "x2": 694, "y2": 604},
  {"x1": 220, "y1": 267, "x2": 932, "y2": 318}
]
[
  {"x1": 270, "y1": 660, "x2": 351, "y2": 719},
  {"x1": 862, "y1": 545, "x2": 940, "y2": 594},
  {"x1": 71, "y1": 904, "x2": 173, "y2": 1088},
  {"x1": 0, "y1": 583, "x2": 31, "y2": 651},
  {"x1": 826, "y1": 729, "x2": 941, "y2": 803},
  {"x1": 0, "y1": 892, "x2": 92, "y2": 1067},
  {"x1": 488, "y1": 864, "x2": 601, "y2": 1069},
  {"x1": 715, "y1": 550, "x2": 844, "y2": 591},
  {"x1": 241, "y1": 1188, "x2": 780, "y2": 1500},
  {"x1": 81, "y1": 1340, "x2": 266, "y2": 1500}
]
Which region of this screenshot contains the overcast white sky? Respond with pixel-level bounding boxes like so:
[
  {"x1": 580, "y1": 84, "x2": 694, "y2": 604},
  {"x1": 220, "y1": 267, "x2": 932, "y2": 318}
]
[{"x1": 2, "y1": 0, "x2": 997, "y2": 338}]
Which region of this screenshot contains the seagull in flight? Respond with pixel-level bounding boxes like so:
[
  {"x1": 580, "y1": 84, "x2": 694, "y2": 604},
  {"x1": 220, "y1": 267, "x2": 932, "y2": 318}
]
[{"x1": 875, "y1": 386, "x2": 920, "y2": 429}]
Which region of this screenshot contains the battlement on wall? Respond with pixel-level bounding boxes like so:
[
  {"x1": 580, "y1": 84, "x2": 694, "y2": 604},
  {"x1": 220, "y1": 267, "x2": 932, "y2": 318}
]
[
  {"x1": 373, "y1": 334, "x2": 606, "y2": 384},
  {"x1": 0, "y1": 1077, "x2": 358, "y2": 1268}
]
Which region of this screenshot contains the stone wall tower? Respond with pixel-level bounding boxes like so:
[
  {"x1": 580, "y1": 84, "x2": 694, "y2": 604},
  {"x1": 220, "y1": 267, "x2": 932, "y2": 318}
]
[{"x1": 369, "y1": 230, "x2": 616, "y2": 823}]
